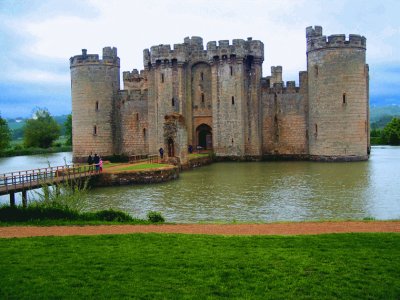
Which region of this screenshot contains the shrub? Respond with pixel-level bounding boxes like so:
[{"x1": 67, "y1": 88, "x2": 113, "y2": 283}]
[
  {"x1": 90, "y1": 209, "x2": 133, "y2": 222},
  {"x1": 0, "y1": 205, "x2": 79, "y2": 222},
  {"x1": 147, "y1": 211, "x2": 165, "y2": 223}
]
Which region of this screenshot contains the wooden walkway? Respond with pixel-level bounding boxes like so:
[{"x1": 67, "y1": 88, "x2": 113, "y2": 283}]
[{"x1": 0, "y1": 164, "x2": 99, "y2": 207}]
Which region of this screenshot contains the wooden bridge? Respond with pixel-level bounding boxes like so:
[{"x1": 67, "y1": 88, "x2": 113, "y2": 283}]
[{"x1": 0, "y1": 164, "x2": 99, "y2": 207}]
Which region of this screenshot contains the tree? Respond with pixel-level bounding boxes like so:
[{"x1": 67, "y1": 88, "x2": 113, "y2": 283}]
[
  {"x1": 0, "y1": 114, "x2": 11, "y2": 151},
  {"x1": 64, "y1": 114, "x2": 72, "y2": 146},
  {"x1": 23, "y1": 109, "x2": 61, "y2": 148},
  {"x1": 382, "y1": 117, "x2": 400, "y2": 145}
]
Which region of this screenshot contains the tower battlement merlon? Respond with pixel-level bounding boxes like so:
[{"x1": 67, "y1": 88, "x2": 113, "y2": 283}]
[
  {"x1": 206, "y1": 38, "x2": 264, "y2": 61},
  {"x1": 143, "y1": 40, "x2": 191, "y2": 68},
  {"x1": 70, "y1": 47, "x2": 120, "y2": 68},
  {"x1": 123, "y1": 69, "x2": 147, "y2": 81},
  {"x1": 306, "y1": 26, "x2": 366, "y2": 53}
]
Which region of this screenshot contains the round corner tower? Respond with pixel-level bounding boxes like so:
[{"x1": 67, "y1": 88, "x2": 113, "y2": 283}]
[
  {"x1": 70, "y1": 47, "x2": 120, "y2": 162},
  {"x1": 306, "y1": 26, "x2": 369, "y2": 161}
]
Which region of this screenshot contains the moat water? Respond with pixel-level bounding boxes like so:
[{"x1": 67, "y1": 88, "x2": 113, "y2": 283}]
[{"x1": 1, "y1": 147, "x2": 399, "y2": 222}]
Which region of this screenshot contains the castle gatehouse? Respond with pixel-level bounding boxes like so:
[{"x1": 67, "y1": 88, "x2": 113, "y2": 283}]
[{"x1": 70, "y1": 26, "x2": 370, "y2": 163}]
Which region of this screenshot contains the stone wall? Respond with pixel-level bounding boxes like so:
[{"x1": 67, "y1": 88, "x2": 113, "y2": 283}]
[
  {"x1": 92, "y1": 167, "x2": 179, "y2": 186},
  {"x1": 261, "y1": 71, "x2": 308, "y2": 156},
  {"x1": 117, "y1": 89, "x2": 149, "y2": 156}
]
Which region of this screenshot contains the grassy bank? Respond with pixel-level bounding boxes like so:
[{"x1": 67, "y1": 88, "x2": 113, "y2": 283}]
[
  {"x1": 0, "y1": 145, "x2": 72, "y2": 157},
  {"x1": 0, "y1": 233, "x2": 399, "y2": 299}
]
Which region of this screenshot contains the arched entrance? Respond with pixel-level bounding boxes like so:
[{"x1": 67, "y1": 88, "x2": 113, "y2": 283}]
[
  {"x1": 196, "y1": 124, "x2": 212, "y2": 150},
  {"x1": 167, "y1": 138, "x2": 175, "y2": 157}
]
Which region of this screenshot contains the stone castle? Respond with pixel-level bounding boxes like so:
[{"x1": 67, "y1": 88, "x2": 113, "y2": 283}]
[{"x1": 70, "y1": 26, "x2": 370, "y2": 163}]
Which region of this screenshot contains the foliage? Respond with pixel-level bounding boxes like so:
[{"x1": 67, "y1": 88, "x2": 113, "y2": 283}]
[
  {"x1": 370, "y1": 128, "x2": 385, "y2": 145},
  {"x1": 64, "y1": 114, "x2": 72, "y2": 146},
  {"x1": 0, "y1": 145, "x2": 72, "y2": 158},
  {"x1": 89, "y1": 209, "x2": 133, "y2": 222},
  {"x1": 31, "y1": 177, "x2": 89, "y2": 213},
  {"x1": 0, "y1": 206, "x2": 146, "y2": 224},
  {"x1": 147, "y1": 211, "x2": 165, "y2": 223},
  {"x1": 0, "y1": 205, "x2": 79, "y2": 222},
  {"x1": 23, "y1": 108, "x2": 60, "y2": 148},
  {"x1": 0, "y1": 114, "x2": 12, "y2": 151},
  {"x1": 0, "y1": 233, "x2": 399, "y2": 298},
  {"x1": 382, "y1": 117, "x2": 400, "y2": 145}
]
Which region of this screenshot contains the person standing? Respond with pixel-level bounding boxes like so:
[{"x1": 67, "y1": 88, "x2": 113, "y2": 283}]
[
  {"x1": 99, "y1": 157, "x2": 103, "y2": 172},
  {"x1": 87, "y1": 153, "x2": 93, "y2": 172},
  {"x1": 93, "y1": 153, "x2": 100, "y2": 172},
  {"x1": 159, "y1": 147, "x2": 164, "y2": 159}
]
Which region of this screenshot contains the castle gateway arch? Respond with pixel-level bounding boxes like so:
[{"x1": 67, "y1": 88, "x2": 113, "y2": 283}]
[{"x1": 196, "y1": 124, "x2": 212, "y2": 150}]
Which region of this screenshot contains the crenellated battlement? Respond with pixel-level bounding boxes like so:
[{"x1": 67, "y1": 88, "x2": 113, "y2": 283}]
[
  {"x1": 206, "y1": 37, "x2": 263, "y2": 62},
  {"x1": 70, "y1": 47, "x2": 120, "y2": 67},
  {"x1": 306, "y1": 26, "x2": 366, "y2": 53},
  {"x1": 263, "y1": 68, "x2": 307, "y2": 94},
  {"x1": 123, "y1": 69, "x2": 147, "y2": 82},
  {"x1": 143, "y1": 37, "x2": 264, "y2": 68}
]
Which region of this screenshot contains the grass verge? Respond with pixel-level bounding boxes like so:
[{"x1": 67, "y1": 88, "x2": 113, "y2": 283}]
[
  {"x1": 0, "y1": 233, "x2": 399, "y2": 299},
  {"x1": 115, "y1": 163, "x2": 171, "y2": 172}
]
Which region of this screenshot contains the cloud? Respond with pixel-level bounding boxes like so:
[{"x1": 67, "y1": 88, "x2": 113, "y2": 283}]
[{"x1": 1, "y1": 0, "x2": 400, "y2": 117}]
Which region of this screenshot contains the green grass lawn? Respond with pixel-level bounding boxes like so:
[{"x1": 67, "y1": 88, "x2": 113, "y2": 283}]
[
  {"x1": 0, "y1": 233, "x2": 399, "y2": 299},
  {"x1": 115, "y1": 163, "x2": 171, "y2": 172}
]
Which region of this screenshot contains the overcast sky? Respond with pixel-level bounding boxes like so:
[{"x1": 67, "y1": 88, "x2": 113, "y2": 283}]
[{"x1": 0, "y1": 0, "x2": 399, "y2": 118}]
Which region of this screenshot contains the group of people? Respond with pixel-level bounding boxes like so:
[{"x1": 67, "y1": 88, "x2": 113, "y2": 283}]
[{"x1": 87, "y1": 153, "x2": 103, "y2": 172}]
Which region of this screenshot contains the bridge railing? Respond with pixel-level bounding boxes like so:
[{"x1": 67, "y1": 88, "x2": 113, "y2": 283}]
[{"x1": 0, "y1": 164, "x2": 98, "y2": 193}]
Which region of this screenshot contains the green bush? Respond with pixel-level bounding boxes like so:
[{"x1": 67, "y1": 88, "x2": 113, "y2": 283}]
[
  {"x1": 89, "y1": 209, "x2": 133, "y2": 222},
  {"x1": 0, "y1": 205, "x2": 79, "y2": 222},
  {"x1": 147, "y1": 211, "x2": 165, "y2": 223},
  {"x1": 0, "y1": 206, "x2": 138, "y2": 223}
]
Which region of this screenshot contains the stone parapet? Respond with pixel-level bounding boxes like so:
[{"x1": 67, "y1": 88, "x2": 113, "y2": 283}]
[
  {"x1": 143, "y1": 37, "x2": 264, "y2": 68},
  {"x1": 306, "y1": 26, "x2": 366, "y2": 53},
  {"x1": 70, "y1": 47, "x2": 120, "y2": 68}
]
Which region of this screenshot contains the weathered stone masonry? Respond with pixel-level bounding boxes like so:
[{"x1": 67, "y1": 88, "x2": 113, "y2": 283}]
[{"x1": 70, "y1": 26, "x2": 370, "y2": 162}]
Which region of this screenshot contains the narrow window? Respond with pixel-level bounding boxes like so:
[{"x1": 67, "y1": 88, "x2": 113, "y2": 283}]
[
  {"x1": 315, "y1": 124, "x2": 318, "y2": 137},
  {"x1": 93, "y1": 125, "x2": 97, "y2": 135},
  {"x1": 343, "y1": 93, "x2": 346, "y2": 104},
  {"x1": 95, "y1": 101, "x2": 99, "y2": 111},
  {"x1": 231, "y1": 96, "x2": 235, "y2": 105},
  {"x1": 161, "y1": 73, "x2": 164, "y2": 83},
  {"x1": 230, "y1": 66, "x2": 233, "y2": 76},
  {"x1": 172, "y1": 97, "x2": 175, "y2": 107},
  {"x1": 201, "y1": 93, "x2": 205, "y2": 103},
  {"x1": 200, "y1": 72, "x2": 204, "y2": 81},
  {"x1": 143, "y1": 128, "x2": 146, "y2": 140},
  {"x1": 314, "y1": 65, "x2": 318, "y2": 77},
  {"x1": 136, "y1": 113, "x2": 139, "y2": 121}
]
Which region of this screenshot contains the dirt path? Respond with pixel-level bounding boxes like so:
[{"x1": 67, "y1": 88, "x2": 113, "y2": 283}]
[{"x1": 0, "y1": 221, "x2": 399, "y2": 238}]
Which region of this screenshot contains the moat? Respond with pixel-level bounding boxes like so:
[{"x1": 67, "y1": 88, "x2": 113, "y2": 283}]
[{"x1": 1, "y1": 147, "x2": 399, "y2": 222}]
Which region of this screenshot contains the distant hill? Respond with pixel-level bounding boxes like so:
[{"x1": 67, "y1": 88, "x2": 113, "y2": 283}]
[{"x1": 370, "y1": 105, "x2": 400, "y2": 128}]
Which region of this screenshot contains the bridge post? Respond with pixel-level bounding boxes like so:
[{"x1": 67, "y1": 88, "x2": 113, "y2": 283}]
[
  {"x1": 22, "y1": 190, "x2": 27, "y2": 208},
  {"x1": 10, "y1": 192, "x2": 15, "y2": 207}
]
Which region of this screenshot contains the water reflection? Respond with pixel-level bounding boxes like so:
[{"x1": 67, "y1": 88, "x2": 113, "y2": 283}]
[{"x1": 1, "y1": 148, "x2": 400, "y2": 222}]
